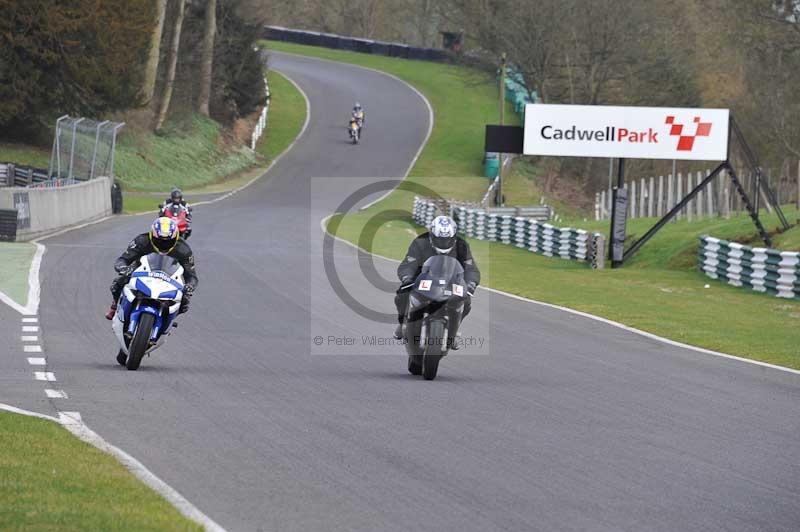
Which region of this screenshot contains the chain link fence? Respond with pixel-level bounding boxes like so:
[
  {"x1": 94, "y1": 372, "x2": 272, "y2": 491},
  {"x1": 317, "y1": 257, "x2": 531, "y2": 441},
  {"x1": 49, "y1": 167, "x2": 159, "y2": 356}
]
[{"x1": 49, "y1": 116, "x2": 124, "y2": 181}]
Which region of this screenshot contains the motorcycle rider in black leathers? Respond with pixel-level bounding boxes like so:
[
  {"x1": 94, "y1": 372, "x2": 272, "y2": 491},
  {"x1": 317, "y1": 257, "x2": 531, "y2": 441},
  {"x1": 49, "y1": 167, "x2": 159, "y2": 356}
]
[
  {"x1": 394, "y1": 215, "x2": 480, "y2": 349},
  {"x1": 105, "y1": 217, "x2": 198, "y2": 320}
]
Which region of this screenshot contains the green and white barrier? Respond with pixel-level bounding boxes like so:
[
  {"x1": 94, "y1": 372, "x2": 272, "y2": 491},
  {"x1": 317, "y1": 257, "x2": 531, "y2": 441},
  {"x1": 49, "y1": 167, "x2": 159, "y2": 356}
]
[
  {"x1": 413, "y1": 196, "x2": 604, "y2": 268},
  {"x1": 698, "y1": 235, "x2": 800, "y2": 299}
]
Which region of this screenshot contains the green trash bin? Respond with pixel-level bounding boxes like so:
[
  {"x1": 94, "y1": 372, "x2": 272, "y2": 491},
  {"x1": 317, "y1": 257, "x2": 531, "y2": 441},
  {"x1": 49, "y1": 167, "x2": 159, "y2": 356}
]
[{"x1": 484, "y1": 152, "x2": 500, "y2": 178}]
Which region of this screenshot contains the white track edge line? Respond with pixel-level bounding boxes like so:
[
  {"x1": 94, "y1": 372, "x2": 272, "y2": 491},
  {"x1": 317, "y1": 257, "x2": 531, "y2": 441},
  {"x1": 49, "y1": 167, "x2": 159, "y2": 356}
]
[
  {"x1": 0, "y1": 402, "x2": 226, "y2": 531},
  {"x1": 319, "y1": 216, "x2": 800, "y2": 377}
]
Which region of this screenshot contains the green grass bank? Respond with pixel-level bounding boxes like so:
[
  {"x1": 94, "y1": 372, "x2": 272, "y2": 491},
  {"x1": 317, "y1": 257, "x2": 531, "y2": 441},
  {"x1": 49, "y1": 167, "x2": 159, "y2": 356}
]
[{"x1": 0, "y1": 411, "x2": 201, "y2": 531}]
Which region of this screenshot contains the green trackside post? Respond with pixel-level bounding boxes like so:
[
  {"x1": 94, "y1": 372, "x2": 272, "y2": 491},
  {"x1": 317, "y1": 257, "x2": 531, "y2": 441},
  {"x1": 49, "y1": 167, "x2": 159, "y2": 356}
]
[{"x1": 498, "y1": 53, "x2": 507, "y2": 205}]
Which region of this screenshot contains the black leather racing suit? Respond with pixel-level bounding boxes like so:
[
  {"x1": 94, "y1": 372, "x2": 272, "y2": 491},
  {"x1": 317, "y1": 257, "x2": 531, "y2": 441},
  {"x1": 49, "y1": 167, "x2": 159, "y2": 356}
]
[
  {"x1": 110, "y1": 234, "x2": 199, "y2": 311},
  {"x1": 395, "y1": 233, "x2": 480, "y2": 323}
]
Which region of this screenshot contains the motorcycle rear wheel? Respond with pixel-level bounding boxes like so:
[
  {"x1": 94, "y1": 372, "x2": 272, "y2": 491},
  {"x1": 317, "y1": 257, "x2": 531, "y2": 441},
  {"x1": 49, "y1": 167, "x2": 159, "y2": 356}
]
[{"x1": 126, "y1": 312, "x2": 154, "y2": 371}]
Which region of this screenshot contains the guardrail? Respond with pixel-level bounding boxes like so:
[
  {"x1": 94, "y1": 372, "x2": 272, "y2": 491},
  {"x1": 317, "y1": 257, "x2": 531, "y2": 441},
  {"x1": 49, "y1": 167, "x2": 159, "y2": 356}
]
[
  {"x1": 264, "y1": 25, "x2": 451, "y2": 62},
  {"x1": 698, "y1": 235, "x2": 800, "y2": 299},
  {"x1": 412, "y1": 196, "x2": 604, "y2": 268}
]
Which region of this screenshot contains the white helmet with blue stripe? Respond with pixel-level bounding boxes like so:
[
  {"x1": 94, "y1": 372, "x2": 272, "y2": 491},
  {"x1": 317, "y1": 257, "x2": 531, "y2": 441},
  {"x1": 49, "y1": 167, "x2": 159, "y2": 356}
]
[{"x1": 430, "y1": 215, "x2": 457, "y2": 254}]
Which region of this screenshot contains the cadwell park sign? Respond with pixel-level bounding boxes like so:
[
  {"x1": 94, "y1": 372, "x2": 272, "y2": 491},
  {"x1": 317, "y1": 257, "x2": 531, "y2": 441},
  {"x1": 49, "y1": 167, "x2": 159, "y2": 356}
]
[{"x1": 522, "y1": 104, "x2": 730, "y2": 161}]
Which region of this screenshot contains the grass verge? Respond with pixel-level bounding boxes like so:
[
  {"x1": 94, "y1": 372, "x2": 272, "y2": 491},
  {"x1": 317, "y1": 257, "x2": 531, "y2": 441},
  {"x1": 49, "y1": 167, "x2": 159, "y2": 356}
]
[
  {"x1": 121, "y1": 69, "x2": 306, "y2": 213},
  {"x1": 276, "y1": 41, "x2": 800, "y2": 369},
  {"x1": 0, "y1": 242, "x2": 34, "y2": 308},
  {"x1": 0, "y1": 411, "x2": 201, "y2": 531}
]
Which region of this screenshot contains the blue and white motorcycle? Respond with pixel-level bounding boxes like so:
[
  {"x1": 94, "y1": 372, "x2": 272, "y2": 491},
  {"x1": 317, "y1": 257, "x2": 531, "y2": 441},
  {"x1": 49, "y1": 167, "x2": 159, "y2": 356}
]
[{"x1": 112, "y1": 253, "x2": 185, "y2": 370}]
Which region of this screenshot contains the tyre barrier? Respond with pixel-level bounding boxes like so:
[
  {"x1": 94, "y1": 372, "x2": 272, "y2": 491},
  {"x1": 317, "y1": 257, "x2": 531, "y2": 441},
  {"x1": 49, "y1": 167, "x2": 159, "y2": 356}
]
[
  {"x1": 111, "y1": 181, "x2": 123, "y2": 214},
  {"x1": 412, "y1": 196, "x2": 605, "y2": 268},
  {"x1": 0, "y1": 208, "x2": 17, "y2": 242},
  {"x1": 699, "y1": 235, "x2": 800, "y2": 299}
]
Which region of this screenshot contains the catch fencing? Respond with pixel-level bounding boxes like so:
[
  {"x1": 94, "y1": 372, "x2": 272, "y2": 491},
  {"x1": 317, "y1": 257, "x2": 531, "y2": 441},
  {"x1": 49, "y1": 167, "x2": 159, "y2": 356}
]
[
  {"x1": 698, "y1": 235, "x2": 800, "y2": 299},
  {"x1": 50, "y1": 116, "x2": 124, "y2": 181},
  {"x1": 264, "y1": 26, "x2": 450, "y2": 62},
  {"x1": 413, "y1": 196, "x2": 604, "y2": 268}
]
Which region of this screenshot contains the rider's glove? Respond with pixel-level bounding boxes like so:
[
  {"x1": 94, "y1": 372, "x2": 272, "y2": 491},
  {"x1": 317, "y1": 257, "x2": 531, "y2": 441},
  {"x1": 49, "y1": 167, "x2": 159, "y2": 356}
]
[
  {"x1": 467, "y1": 281, "x2": 477, "y2": 296},
  {"x1": 400, "y1": 275, "x2": 414, "y2": 286},
  {"x1": 115, "y1": 264, "x2": 134, "y2": 276},
  {"x1": 179, "y1": 286, "x2": 193, "y2": 314}
]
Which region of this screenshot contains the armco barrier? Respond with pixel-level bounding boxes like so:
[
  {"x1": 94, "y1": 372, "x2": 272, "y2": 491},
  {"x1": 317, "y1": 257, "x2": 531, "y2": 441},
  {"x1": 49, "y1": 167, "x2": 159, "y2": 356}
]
[
  {"x1": 0, "y1": 176, "x2": 112, "y2": 241},
  {"x1": 699, "y1": 235, "x2": 800, "y2": 299},
  {"x1": 413, "y1": 196, "x2": 604, "y2": 268},
  {"x1": 263, "y1": 26, "x2": 451, "y2": 63}
]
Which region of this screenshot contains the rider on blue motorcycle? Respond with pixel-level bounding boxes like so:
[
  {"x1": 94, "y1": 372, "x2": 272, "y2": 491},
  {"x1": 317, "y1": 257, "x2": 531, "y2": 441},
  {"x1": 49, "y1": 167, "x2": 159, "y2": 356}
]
[
  {"x1": 394, "y1": 215, "x2": 480, "y2": 348},
  {"x1": 105, "y1": 217, "x2": 198, "y2": 320}
]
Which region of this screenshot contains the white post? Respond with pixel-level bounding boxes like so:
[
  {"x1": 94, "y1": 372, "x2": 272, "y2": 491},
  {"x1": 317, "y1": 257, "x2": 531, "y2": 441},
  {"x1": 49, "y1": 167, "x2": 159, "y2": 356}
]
[
  {"x1": 657, "y1": 175, "x2": 664, "y2": 216},
  {"x1": 630, "y1": 179, "x2": 637, "y2": 218},
  {"x1": 706, "y1": 169, "x2": 714, "y2": 216},
  {"x1": 639, "y1": 178, "x2": 645, "y2": 218},
  {"x1": 648, "y1": 176, "x2": 655, "y2": 217},
  {"x1": 696, "y1": 171, "x2": 704, "y2": 218},
  {"x1": 676, "y1": 172, "x2": 683, "y2": 220},
  {"x1": 600, "y1": 190, "x2": 607, "y2": 220}
]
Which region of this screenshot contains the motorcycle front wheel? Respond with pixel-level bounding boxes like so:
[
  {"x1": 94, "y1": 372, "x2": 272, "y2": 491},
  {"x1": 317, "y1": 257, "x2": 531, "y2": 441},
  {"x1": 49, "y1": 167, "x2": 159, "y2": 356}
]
[
  {"x1": 126, "y1": 312, "x2": 155, "y2": 371},
  {"x1": 422, "y1": 320, "x2": 444, "y2": 380}
]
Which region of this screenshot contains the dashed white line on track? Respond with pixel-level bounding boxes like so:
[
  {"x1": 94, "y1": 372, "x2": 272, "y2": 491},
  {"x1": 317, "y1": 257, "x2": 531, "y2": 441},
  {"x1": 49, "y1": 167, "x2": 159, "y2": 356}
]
[
  {"x1": 34, "y1": 371, "x2": 55, "y2": 382},
  {"x1": 27, "y1": 357, "x2": 46, "y2": 365},
  {"x1": 22, "y1": 325, "x2": 38, "y2": 333},
  {"x1": 45, "y1": 389, "x2": 67, "y2": 399},
  {"x1": 23, "y1": 345, "x2": 42, "y2": 353},
  {"x1": 22, "y1": 317, "x2": 38, "y2": 323},
  {"x1": 21, "y1": 335, "x2": 38, "y2": 342}
]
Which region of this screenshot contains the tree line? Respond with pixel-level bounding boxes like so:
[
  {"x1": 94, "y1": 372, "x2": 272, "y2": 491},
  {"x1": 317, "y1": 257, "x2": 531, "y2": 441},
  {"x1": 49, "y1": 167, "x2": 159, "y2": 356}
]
[{"x1": 0, "y1": 0, "x2": 267, "y2": 142}]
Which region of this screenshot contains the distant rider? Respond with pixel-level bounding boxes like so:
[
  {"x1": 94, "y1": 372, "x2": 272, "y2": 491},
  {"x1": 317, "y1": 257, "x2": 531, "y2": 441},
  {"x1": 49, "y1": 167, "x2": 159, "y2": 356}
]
[
  {"x1": 160, "y1": 188, "x2": 192, "y2": 221},
  {"x1": 393, "y1": 215, "x2": 480, "y2": 349},
  {"x1": 105, "y1": 217, "x2": 198, "y2": 320},
  {"x1": 352, "y1": 102, "x2": 365, "y2": 127}
]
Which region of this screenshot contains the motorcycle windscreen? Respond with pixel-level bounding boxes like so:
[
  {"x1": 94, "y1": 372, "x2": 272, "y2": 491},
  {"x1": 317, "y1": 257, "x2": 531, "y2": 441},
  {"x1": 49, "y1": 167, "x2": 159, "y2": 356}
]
[
  {"x1": 420, "y1": 255, "x2": 464, "y2": 283},
  {"x1": 145, "y1": 253, "x2": 181, "y2": 276}
]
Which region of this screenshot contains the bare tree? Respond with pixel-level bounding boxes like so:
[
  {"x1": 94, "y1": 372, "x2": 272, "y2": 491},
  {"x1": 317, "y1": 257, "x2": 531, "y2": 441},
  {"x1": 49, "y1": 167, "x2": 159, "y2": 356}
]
[
  {"x1": 198, "y1": 0, "x2": 217, "y2": 116},
  {"x1": 142, "y1": 0, "x2": 168, "y2": 104},
  {"x1": 155, "y1": 0, "x2": 187, "y2": 132}
]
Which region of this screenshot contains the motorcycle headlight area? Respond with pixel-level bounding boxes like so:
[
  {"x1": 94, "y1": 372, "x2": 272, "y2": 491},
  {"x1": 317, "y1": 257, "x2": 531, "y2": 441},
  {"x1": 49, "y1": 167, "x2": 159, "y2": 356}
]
[
  {"x1": 133, "y1": 277, "x2": 181, "y2": 300},
  {"x1": 409, "y1": 293, "x2": 427, "y2": 309}
]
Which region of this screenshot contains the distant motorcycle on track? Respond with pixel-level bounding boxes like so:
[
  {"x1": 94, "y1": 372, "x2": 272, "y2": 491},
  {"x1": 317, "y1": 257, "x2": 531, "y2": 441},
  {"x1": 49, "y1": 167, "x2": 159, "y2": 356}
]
[
  {"x1": 348, "y1": 120, "x2": 361, "y2": 145},
  {"x1": 400, "y1": 254, "x2": 467, "y2": 380},
  {"x1": 112, "y1": 253, "x2": 185, "y2": 370},
  {"x1": 162, "y1": 203, "x2": 192, "y2": 239}
]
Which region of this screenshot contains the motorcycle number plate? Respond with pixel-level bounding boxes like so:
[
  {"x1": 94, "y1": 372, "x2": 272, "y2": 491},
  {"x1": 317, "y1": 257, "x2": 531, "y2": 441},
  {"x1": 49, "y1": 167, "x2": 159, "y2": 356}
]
[
  {"x1": 419, "y1": 280, "x2": 432, "y2": 291},
  {"x1": 453, "y1": 284, "x2": 463, "y2": 297}
]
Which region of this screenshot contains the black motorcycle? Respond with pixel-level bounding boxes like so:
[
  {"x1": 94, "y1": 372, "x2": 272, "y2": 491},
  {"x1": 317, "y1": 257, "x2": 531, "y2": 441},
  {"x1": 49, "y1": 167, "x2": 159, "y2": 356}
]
[{"x1": 401, "y1": 255, "x2": 468, "y2": 380}]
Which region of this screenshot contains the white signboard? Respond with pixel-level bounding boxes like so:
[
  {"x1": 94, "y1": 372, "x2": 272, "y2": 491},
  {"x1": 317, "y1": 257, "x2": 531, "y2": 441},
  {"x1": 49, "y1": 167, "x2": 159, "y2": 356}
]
[{"x1": 523, "y1": 104, "x2": 729, "y2": 161}]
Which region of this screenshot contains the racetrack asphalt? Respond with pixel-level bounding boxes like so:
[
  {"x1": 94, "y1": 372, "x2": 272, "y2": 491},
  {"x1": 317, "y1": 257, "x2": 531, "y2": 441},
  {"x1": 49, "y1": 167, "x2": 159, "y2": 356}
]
[{"x1": 2, "y1": 52, "x2": 798, "y2": 532}]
